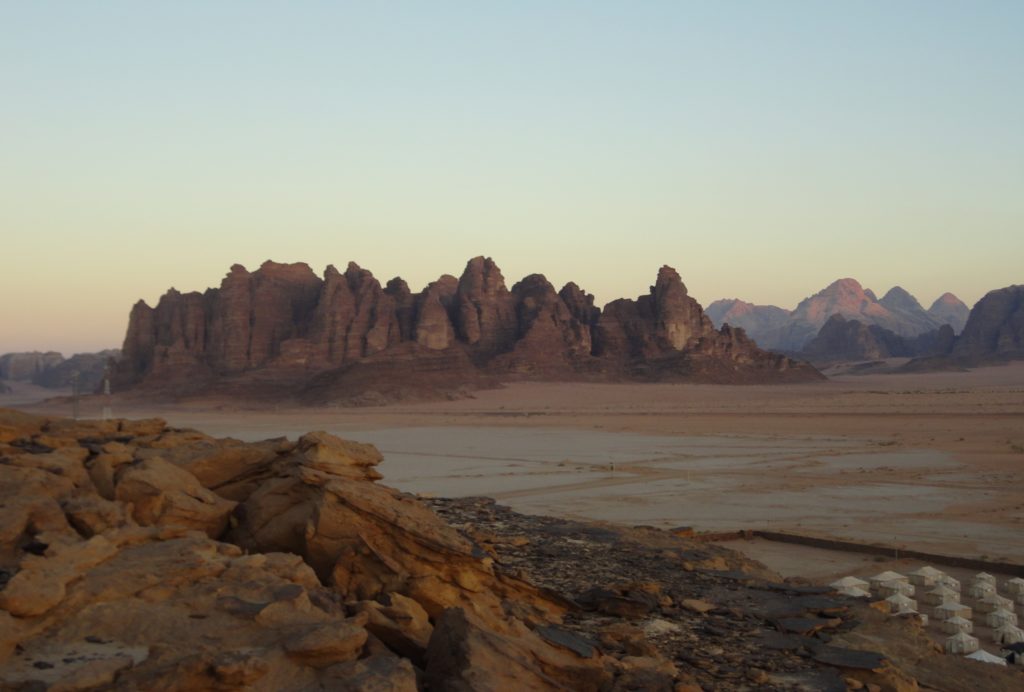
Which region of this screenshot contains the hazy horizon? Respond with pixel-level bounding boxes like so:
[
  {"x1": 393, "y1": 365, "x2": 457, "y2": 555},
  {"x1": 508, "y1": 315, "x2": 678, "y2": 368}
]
[{"x1": 3, "y1": 2, "x2": 1021, "y2": 354}]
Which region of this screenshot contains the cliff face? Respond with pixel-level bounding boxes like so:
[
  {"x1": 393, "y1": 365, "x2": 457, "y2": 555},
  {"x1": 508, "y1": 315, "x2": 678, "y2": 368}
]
[
  {"x1": 951, "y1": 285, "x2": 1024, "y2": 360},
  {"x1": 112, "y1": 258, "x2": 822, "y2": 400}
]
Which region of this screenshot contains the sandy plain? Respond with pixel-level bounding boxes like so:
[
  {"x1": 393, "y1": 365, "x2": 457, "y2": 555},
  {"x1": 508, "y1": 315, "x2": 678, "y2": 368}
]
[{"x1": 12, "y1": 361, "x2": 1024, "y2": 572}]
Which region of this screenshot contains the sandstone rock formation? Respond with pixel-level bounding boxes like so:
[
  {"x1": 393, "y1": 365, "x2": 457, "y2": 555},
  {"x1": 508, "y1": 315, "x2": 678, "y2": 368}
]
[
  {"x1": 0, "y1": 410, "x2": 610, "y2": 690},
  {"x1": 111, "y1": 258, "x2": 821, "y2": 402},
  {"x1": 902, "y1": 285, "x2": 1024, "y2": 371},
  {"x1": 802, "y1": 315, "x2": 955, "y2": 365},
  {"x1": 951, "y1": 285, "x2": 1024, "y2": 361},
  {"x1": 927, "y1": 292, "x2": 970, "y2": 334}
]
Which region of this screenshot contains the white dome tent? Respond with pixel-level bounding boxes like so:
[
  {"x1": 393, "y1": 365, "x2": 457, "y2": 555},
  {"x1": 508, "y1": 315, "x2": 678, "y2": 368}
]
[
  {"x1": 907, "y1": 565, "x2": 944, "y2": 587},
  {"x1": 877, "y1": 581, "x2": 915, "y2": 597},
  {"x1": 985, "y1": 608, "x2": 1018, "y2": 629},
  {"x1": 945, "y1": 631, "x2": 980, "y2": 655},
  {"x1": 1006, "y1": 577, "x2": 1024, "y2": 597},
  {"x1": 967, "y1": 580, "x2": 997, "y2": 599},
  {"x1": 941, "y1": 615, "x2": 972, "y2": 635},
  {"x1": 830, "y1": 576, "x2": 869, "y2": 590},
  {"x1": 977, "y1": 593, "x2": 1014, "y2": 614},
  {"x1": 885, "y1": 593, "x2": 917, "y2": 613},
  {"x1": 837, "y1": 586, "x2": 871, "y2": 599},
  {"x1": 922, "y1": 585, "x2": 960, "y2": 606},
  {"x1": 935, "y1": 602, "x2": 972, "y2": 621},
  {"x1": 964, "y1": 649, "x2": 1007, "y2": 666},
  {"x1": 993, "y1": 624, "x2": 1024, "y2": 646},
  {"x1": 869, "y1": 571, "x2": 908, "y2": 593}
]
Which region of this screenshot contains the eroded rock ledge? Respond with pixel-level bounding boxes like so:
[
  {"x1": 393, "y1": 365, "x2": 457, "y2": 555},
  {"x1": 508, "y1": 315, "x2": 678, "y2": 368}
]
[{"x1": 1, "y1": 409, "x2": 1019, "y2": 691}]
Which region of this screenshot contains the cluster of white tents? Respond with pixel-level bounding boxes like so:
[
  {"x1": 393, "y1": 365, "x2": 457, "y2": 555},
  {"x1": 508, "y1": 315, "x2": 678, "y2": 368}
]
[{"x1": 830, "y1": 569, "x2": 1024, "y2": 666}]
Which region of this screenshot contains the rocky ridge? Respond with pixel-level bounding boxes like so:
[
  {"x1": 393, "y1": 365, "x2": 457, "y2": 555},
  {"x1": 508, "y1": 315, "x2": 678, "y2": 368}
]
[
  {"x1": 708, "y1": 281, "x2": 968, "y2": 353},
  {"x1": 3, "y1": 409, "x2": 1018, "y2": 690},
  {"x1": 112, "y1": 259, "x2": 821, "y2": 403},
  {"x1": 0, "y1": 351, "x2": 119, "y2": 393},
  {"x1": 902, "y1": 285, "x2": 1024, "y2": 371},
  {"x1": 801, "y1": 316, "x2": 955, "y2": 366}
]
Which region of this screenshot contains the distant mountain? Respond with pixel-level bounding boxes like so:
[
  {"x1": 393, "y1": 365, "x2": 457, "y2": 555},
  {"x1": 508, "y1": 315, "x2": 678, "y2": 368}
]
[
  {"x1": 802, "y1": 315, "x2": 954, "y2": 365},
  {"x1": 951, "y1": 285, "x2": 1024, "y2": 361},
  {"x1": 0, "y1": 352, "x2": 64, "y2": 382},
  {"x1": 927, "y1": 293, "x2": 970, "y2": 334},
  {"x1": 704, "y1": 300, "x2": 789, "y2": 338},
  {"x1": 0, "y1": 349, "x2": 119, "y2": 391},
  {"x1": 708, "y1": 279, "x2": 966, "y2": 352}
]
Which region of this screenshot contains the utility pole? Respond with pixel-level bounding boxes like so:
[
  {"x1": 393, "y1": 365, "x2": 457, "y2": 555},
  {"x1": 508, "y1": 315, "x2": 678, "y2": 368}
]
[
  {"x1": 70, "y1": 371, "x2": 80, "y2": 420},
  {"x1": 102, "y1": 365, "x2": 112, "y2": 420}
]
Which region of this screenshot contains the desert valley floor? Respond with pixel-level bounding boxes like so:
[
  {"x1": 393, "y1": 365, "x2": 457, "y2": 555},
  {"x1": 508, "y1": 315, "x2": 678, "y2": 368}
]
[{"x1": 11, "y1": 362, "x2": 1024, "y2": 574}]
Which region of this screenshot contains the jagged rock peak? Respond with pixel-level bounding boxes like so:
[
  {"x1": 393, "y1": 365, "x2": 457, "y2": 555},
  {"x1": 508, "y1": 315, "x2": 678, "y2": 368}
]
[
  {"x1": 880, "y1": 286, "x2": 925, "y2": 313},
  {"x1": 654, "y1": 265, "x2": 688, "y2": 296},
  {"x1": 458, "y1": 256, "x2": 509, "y2": 296}
]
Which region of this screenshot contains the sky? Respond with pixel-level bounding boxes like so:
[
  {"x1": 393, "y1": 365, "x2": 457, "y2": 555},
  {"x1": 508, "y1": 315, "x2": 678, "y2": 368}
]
[{"x1": 1, "y1": 1, "x2": 1022, "y2": 354}]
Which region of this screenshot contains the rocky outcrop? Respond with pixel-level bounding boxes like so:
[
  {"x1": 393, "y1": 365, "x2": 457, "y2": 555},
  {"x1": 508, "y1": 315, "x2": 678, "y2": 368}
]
[
  {"x1": 928, "y1": 293, "x2": 970, "y2": 334},
  {"x1": 453, "y1": 257, "x2": 518, "y2": 360},
  {"x1": 110, "y1": 258, "x2": 822, "y2": 401},
  {"x1": 802, "y1": 315, "x2": 955, "y2": 365},
  {"x1": 951, "y1": 285, "x2": 1024, "y2": 361},
  {"x1": 0, "y1": 410, "x2": 610, "y2": 690},
  {"x1": 902, "y1": 285, "x2": 1024, "y2": 371}
]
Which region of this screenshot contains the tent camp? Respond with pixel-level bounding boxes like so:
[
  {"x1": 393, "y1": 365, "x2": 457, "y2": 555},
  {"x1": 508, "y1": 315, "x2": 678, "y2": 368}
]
[
  {"x1": 964, "y1": 649, "x2": 1007, "y2": 666},
  {"x1": 922, "y1": 585, "x2": 960, "y2": 606},
  {"x1": 830, "y1": 576, "x2": 869, "y2": 590},
  {"x1": 935, "y1": 602, "x2": 972, "y2": 621},
  {"x1": 945, "y1": 631, "x2": 980, "y2": 655},
  {"x1": 941, "y1": 615, "x2": 972, "y2": 635},
  {"x1": 908, "y1": 565, "x2": 944, "y2": 587},
  {"x1": 985, "y1": 608, "x2": 1018, "y2": 629}
]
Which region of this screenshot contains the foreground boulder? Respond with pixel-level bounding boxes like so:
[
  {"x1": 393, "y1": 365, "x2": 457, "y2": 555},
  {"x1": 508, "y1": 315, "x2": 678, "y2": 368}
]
[{"x1": 0, "y1": 410, "x2": 612, "y2": 690}]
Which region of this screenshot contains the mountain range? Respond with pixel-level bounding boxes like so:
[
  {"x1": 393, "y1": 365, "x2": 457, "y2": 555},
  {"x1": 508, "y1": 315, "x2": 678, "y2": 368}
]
[
  {"x1": 112, "y1": 258, "x2": 821, "y2": 403},
  {"x1": 0, "y1": 350, "x2": 119, "y2": 391},
  {"x1": 706, "y1": 279, "x2": 970, "y2": 353}
]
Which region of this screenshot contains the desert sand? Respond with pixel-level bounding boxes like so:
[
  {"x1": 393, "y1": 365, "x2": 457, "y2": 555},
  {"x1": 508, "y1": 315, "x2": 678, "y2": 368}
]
[{"x1": 15, "y1": 362, "x2": 1024, "y2": 569}]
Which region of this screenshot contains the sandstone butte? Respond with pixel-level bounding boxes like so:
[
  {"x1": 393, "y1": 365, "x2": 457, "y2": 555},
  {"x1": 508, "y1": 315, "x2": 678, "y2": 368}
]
[
  {"x1": 2, "y1": 409, "x2": 1021, "y2": 691},
  {"x1": 111, "y1": 257, "x2": 823, "y2": 403}
]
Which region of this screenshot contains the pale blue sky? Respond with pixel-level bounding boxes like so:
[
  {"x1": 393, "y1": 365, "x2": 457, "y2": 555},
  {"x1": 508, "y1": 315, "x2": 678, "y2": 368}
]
[{"x1": 2, "y1": 2, "x2": 1022, "y2": 353}]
